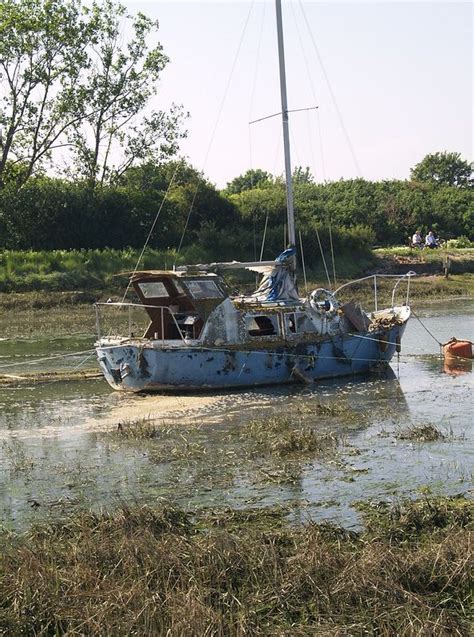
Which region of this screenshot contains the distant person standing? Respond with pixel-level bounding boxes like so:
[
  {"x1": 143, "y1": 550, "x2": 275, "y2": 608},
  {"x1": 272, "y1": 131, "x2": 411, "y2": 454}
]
[
  {"x1": 411, "y1": 230, "x2": 423, "y2": 248},
  {"x1": 425, "y1": 231, "x2": 438, "y2": 249}
]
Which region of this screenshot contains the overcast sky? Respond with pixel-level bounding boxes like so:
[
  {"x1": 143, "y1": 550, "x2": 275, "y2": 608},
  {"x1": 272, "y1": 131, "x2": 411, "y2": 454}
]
[{"x1": 128, "y1": 1, "x2": 472, "y2": 187}]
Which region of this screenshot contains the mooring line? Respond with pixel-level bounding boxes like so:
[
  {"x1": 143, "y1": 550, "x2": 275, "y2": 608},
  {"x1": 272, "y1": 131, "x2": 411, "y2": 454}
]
[
  {"x1": 0, "y1": 349, "x2": 96, "y2": 371},
  {"x1": 72, "y1": 351, "x2": 97, "y2": 371},
  {"x1": 411, "y1": 309, "x2": 443, "y2": 347}
]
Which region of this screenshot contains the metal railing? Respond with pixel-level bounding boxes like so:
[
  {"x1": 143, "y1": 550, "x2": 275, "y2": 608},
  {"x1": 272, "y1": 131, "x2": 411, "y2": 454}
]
[
  {"x1": 95, "y1": 302, "x2": 186, "y2": 345},
  {"x1": 334, "y1": 271, "x2": 416, "y2": 312}
]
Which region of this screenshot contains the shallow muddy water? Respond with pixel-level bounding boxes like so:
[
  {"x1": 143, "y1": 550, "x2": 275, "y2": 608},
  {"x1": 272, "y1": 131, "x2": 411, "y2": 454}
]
[{"x1": 0, "y1": 300, "x2": 472, "y2": 531}]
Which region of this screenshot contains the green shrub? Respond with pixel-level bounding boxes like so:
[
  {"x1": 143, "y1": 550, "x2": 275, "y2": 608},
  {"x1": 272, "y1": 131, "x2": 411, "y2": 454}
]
[{"x1": 446, "y1": 236, "x2": 474, "y2": 249}]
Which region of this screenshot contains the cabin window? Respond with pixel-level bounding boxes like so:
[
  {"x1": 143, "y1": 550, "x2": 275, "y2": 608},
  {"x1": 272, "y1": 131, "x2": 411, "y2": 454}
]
[
  {"x1": 284, "y1": 312, "x2": 314, "y2": 335},
  {"x1": 185, "y1": 280, "x2": 223, "y2": 299},
  {"x1": 138, "y1": 281, "x2": 169, "y2": 298},
  {"x1": 285, "y1": 313, "x2": 297, "y2": 334},
  {"x1": 173, "y1": 281, "x2": 185, "y2": 294},
  {"x1": 246, "y1": 314, "x2": 279, "y2": 337},
  {"x1": 296, "y1": 313, "x2": 314, "y2": 332}
]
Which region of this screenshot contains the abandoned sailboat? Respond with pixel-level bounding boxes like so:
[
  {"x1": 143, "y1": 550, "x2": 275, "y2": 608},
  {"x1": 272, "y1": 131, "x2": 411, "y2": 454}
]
[{"x1": 94, "y1": 0, "x2": 413, "y2": 392}]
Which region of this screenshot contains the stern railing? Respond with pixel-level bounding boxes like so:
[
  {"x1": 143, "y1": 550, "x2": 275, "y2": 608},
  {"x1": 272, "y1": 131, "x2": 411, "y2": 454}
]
[{"x1": 334, "y1": 271, "x2": 416, "y2": 312}]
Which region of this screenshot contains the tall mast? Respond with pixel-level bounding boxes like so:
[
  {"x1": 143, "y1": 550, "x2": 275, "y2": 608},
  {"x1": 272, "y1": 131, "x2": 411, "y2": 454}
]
[{"x1": 275, "y1": 0, "x2": 295, "y2": 248}]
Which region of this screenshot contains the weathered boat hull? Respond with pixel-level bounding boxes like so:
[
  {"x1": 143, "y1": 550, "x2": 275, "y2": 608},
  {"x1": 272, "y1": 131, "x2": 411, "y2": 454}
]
[{"x1": 96, "y1": 320, "x2": 408, "y2": 392}]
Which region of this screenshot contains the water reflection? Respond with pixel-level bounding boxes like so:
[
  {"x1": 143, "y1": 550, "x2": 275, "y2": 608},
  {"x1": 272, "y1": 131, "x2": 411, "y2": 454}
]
[{"x1": 443, "y1": 357, "x2": 472, "y2": 376}]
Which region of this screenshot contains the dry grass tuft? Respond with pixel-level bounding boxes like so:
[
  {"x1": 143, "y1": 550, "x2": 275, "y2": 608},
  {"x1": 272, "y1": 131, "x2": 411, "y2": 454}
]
[
  {"x1": 115, "y1": 419, "x2": 162, "y2": 439},
  {"x1": 395, "y1": 424, "x2": 447, "y2": 442},
  {"x1": 0, "y1": 497, "x2": 471, "y2": 635}
]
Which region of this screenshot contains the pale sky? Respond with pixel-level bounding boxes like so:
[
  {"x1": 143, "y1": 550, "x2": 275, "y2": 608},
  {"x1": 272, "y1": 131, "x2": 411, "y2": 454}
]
[{"x1": 128, "y1": 1, "x2": 473, "y2": 187}]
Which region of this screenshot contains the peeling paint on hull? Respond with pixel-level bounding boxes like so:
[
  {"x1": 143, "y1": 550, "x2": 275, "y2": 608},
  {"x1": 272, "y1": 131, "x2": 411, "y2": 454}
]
[{"x1": 96, "y1": 322, "x2": 407, "y2": 392}]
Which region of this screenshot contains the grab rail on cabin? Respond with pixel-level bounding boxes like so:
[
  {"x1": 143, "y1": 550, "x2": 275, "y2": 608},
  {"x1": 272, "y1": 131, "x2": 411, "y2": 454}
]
[
  {"x1": 334, "y1": 272, "x2": 416, "y2": 312},
  {"x1": 94, "y1": 302, "x2": 187, "y2": 345}
]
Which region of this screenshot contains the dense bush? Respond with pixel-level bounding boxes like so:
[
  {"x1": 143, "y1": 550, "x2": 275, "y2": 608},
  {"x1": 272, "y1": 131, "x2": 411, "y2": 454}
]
[{"x1": 0, "y1": 162, "x2": 472, "y2": 260}]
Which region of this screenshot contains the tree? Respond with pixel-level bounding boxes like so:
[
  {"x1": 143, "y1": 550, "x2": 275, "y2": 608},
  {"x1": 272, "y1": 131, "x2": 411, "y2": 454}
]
[
  {"x1": 0, "y1": 0, "x2": 186, "y2": 188},
  {"x1": 69, "y1": 0, "x2": 187, "y2": 185},
  {"x1": 0, "y1": 0, "x2": 92, "y2": 187},
  {"x1": 224, "y1": 169, "x2": 273, "y2": 195},
  {"x1": 119, "y1": 161, "x2": 239, "y2": 249},
  {"x1": 410, "y1": 152, "x2": 473, "y2": 188},
  {"x1": 292, "y1": 166, "x2": 314, "y2": 185}
]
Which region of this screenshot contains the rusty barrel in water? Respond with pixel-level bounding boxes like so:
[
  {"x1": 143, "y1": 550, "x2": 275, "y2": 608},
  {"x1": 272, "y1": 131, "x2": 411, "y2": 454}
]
[
  {"x1": 443, "y1": 338, "x2": 473, "y2": 375},
  {"x1": 443, "y1": 338, "x2": 473, "y2": 361}
]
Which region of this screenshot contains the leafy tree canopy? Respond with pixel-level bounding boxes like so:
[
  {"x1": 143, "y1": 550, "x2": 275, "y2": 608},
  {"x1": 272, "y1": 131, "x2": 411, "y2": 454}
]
[
  {"x1": 0, "y1": 0, "x2": 91, "y2": 187},
  {"x1": 410, "y1": 152, "x2": 472, "y2": 188},
  {"x1": 292, "y1": 166, "x2": 314, "y2": 185},
  {"x1": 224, "y1": 169, "x2": 273, "y2": 195},
  {"x1": 0, "y1": 0, "x2": 186, "y2": 188}
]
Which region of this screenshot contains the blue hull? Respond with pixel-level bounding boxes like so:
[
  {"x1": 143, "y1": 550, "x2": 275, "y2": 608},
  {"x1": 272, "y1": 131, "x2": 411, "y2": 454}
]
[{"x1": 96, "y1": 323, "x2": 406, "y2": 392}]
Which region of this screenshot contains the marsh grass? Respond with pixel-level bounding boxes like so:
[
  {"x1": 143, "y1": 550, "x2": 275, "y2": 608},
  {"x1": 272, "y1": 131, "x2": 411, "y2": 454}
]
[
  {"x1": 395, "y1": 423, "x2": 449, "y2": 442},
  {"x1": 241, "y1": 416, "x2": 340, "y2": 458},
  {"x1": 112, "y1": 415, "x2": 343, "y2": 463},
  {"x1": 116, "y1": 419, "x2": 162, "y2": 440},
  {"x1": 0, "y1": 497, "x2": 471, "y2": 635},
  {"x1": 297, "y1": 399, "x2": 364, "y2": 424},
  {"x1": 2, "y1": 441, "x2": 35, "y2": 474},
  {"x1": 112, "y1": 419, "x2": 208, "y2": 462},
  {"x1": 150, "y1": 438, "x2": 208, "y2": 463}
]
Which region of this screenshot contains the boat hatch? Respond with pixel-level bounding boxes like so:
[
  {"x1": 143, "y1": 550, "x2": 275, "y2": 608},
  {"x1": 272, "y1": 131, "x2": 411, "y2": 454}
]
[{"x1": 130, "y1": 272, "x2": 228, "y2": 340}]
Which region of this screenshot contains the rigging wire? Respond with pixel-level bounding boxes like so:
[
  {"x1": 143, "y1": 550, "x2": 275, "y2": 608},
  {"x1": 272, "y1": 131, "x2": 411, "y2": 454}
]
[
  {"x1": 291, "y1": 1, "x2": 337, "y2": 285},
  {"x1": 316, "y1": 109, "x2": 326, "y2": 182},
  {"x1": 298, "y1": 229, "x2": 308, "y2": 295},
  {"x1": 259, "y1": 211, "x2": 269, "y2": 261},
  {"x1": 290, "y1": 1, "x2": 326, "y2": 182},
  {"x1": 297, "y1": 0, "x2": 363, "y2": 178},
  {"x1": 176, "y1": 0, "x2": 256, "y2": 256},
  {"x1": 305, "y1": 108, "x2": 317, "y2": 181},
  {"x1": 248, "y1": 1, "x2": 266, "y2": 262},
  {"x1": 315, "y1": 224, "x2": 332, "y2": 288},
  {"x1": 290, "y1": 1, "x2": 320, "y2": 181},
  {"x1": 121, "y1": 159, "x2": 182, "y2": 304},
  {"x1": 328, "y1": 221, "x2": 337, "y2": 288},
  {"x1": 248, "y1": 0, "x2": 266, "y2": 175}
]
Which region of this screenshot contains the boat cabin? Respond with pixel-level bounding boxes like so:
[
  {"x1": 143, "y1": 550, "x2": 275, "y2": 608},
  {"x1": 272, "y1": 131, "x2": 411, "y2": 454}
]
[{"x1": 130, "y1": 270, "x2": 229, "y2": 341}]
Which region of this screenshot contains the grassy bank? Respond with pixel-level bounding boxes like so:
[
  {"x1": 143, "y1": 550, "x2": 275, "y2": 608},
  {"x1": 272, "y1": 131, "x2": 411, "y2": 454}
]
[
  {"x1": 0, "y1": 247, "x2": 473, "y2": 295},
  {"x1": 0, "y1": 247, "x2": 206, "y2": 294},
  {"x1": 0, "y1": 247, "x2": 474, "y2": 310},
  {"x1": 0, "y1": 496, "x2": 471, "y2": 635}
]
